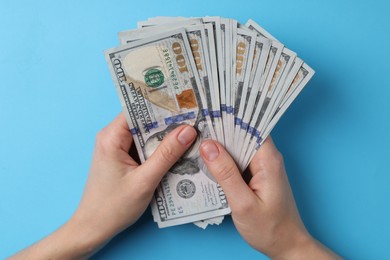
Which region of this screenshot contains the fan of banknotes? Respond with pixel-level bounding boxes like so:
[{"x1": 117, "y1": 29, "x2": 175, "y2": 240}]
[{"x1": 104, "y1": 16, "x2": 314, "y2": 229}]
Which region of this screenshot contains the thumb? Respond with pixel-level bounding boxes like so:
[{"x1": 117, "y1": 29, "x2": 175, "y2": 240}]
[
  {"x1": 137, "y1": 125, "x2": 197, "y2": 187},
  {"x1": 199, "y1": 140, "x2": 256, "y2": 209}
]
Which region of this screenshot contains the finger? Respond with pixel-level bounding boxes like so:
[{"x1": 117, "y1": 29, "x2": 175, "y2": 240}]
[
  {"x1": 248, "y1": 136, "x2": 289, "y2": 200},
  {"x1": 248, "y1": 136, "x2": 282, "y2": 175},
  {"x1": 100, "y1": 112, "x2": 133, "y2": 153},
  {"x1": 200, "y1": 140, "x2": 257, "y2": 209},
  {"x1": 137, "y1": 125, "x2": 197, "y2": 186}
]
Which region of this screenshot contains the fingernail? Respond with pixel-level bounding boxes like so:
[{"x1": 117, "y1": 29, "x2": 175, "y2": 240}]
[
  {"x1": 201, "y1": 141, "x2": 219, "y2": 161},
  {"x1": 177, "y1": 126, "x2": 197, "y2": 145}
]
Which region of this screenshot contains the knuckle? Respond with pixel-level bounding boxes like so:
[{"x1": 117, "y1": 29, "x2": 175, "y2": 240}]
[
  {"x1": 134, "y1": 179, "x2": 155, "y2": 198},
  {"x1": 272, "y1": 150, "x2": 284, "y2": 166},
  {"x1": 95, "y1": 128, "x2": 114, "y2": 153},
  {"x1": 214, "y1": 162, "x2": 237, "y2": 183},
  {"x1": 156, "y1": 144, "x2": 178, "y2": 165},
  {"x1": 233, "y1": 199, "x2": 255, "y2": 216},
  {"x1": 272, "y1": 151, "x2": 285, "y2": 171},
  {"x1": 95, "y1": 128, "x2": 108, "y2": 146},
  {"x1": 258, "y1": 150, "x2": 284, "y2": 172}
]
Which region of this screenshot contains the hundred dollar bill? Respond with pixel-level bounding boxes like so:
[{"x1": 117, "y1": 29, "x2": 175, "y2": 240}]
[
  {"x1": 203, "y1": 17, "x2": 225, "y2": 145},
  {"x1": 233, "y1": 35, "x2": 271, "y2": 169},
  {"x1": 243, "y1": 63, "x2": 315, "y2": 168},
  {"x1": 240, "y1": 57, "x2": 302, "y2": 167},
  {"x1": 260, "y1": 57, "x2": 304, "y2": 134},
  {"x1": 237, "y1": 40, "x2": 284, "y2": 165},
  {"x1": 239, "y1": 47, "x2": 296, "y2": 166},
  {"x1": 254, "y1": 48, "x2": 297, "y2": 136},
  {"x1": 138, "y1": 17, "x2": 203, "y2": 28},
  {"x1": 246, "y1": 19, "x2": 279, "y2": 42},
  {"x1": 118, "y1": 24, "x2": 218, "y2": 141},
  {"x1": 143, "y1": 17, "x2": 228, "y2": 227},
  {"x1": 238, "y1": 20, "x2": 301, "y2": 166},
  {"x1": 217, "y1": 18, "x2": 229, "y2": 148},
  {"x1": 230, "y1": 28, "x2": 256, "y2": 161},
  {"x1": 224, "y1": 19, "x2": 237, "y2": 154},
  {"x1": 203, "y1": 16, "x2": 229, "y2": 227},
  {"x1": 199, "y1": 17, "x2": 228, "y2": 228},
  {"x1": 277, "y1": 63, "x2": 313, "y2": 110},
  {"x1": 121, "y1": 19, "x2": 202, "y2": 44},
  {"x1": 104, "y1": 29, "x2": 230, "y2": 227},
  {"x1": 186, "y1": 25, "x2": 221, "y2": 144},
  {"x1": 193, "y1": 215, "x2": 224, "y2": 229},
  {"x1": 203, "y1": 23, "x2": 224, "y2": 145},
  {"x1": 134, "y1": 19, "x2": 225, "y2": 147},
  {"x1": 200, "y1": 18, "x2": 229, "y2": 227}
]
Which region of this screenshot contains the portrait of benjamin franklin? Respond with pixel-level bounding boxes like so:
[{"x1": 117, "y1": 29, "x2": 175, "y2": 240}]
[{"x1": 142, "y1": 117, "x2": 214, "y2": 181}]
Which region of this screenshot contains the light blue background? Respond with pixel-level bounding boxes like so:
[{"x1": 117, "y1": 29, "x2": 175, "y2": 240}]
[{"x1": 1, "y1": 0, "x2": 389, "y2": 259}]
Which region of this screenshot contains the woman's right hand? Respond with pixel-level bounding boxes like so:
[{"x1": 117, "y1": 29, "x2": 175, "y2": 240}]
[{"x1": 199, "y1": 137, "x2": 340, "y2": 259}]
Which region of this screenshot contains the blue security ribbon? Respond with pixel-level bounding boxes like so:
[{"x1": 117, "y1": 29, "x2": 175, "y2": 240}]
[{"x1": 164, "y1": 112, "x2": 196, "y2": 125}]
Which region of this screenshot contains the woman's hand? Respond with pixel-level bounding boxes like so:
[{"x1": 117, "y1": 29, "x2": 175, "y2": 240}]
[
  {"x1": 10, "y1": 112, "x2": 197, "y2": 259},
  {"x1": 200, "y1": 137, "x2": 340, "y2": 259}
]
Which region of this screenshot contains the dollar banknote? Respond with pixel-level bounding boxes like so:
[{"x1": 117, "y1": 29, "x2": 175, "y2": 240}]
[
  {"x1": 248, "y1": 48, "x2": 297, "y2": 141},
  {"x1": 237, "y1": 41, "x2": 284, "y2": 165},
  {"x1": 203, "y1": 17, "x2": 225, "y2": 146},
  {"x1": 134, "y1": 20, "x2": 226, "y2": 150},
  {"x1": 231, "y1": 28, "x2": 256, "y2": 161},
  {"x1": 105, "y1": 17, "x2": 315, "y2": 228},
  {"x1": 234, "y1": 36, "x2": 271, "y2": 169},
  {"x1": 243, "y1": 63, "x2": 315, "y2": 168},
  {"x1": 105, "y1": 29, "x2": 230, "y2": 227},
  {"x1": 119, "y1": 24, "x2": 218, "y2": 139},
  {"x1": 136, "y1": 17, "x2": 229, "y2": 227}
]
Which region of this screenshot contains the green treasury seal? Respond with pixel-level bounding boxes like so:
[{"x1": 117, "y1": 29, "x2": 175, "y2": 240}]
[{"x1": 144, "y1": 68, "x2": 164, "y2": 87}]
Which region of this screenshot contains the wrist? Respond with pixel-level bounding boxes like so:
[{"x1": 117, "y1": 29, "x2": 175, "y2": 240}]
[
  {"x1": 271, "y1": 232, "x2": 340, "y2": 260},
  {"x1": 64, "y1": 211, "x2": 114, "y2": 258},
  {"x1": 272, "y1": 233, "x2": 315, "y2": 260},
  {"x1": 264, "y1": 227, "x2": 309, "y2": 260},
  {"x1": 9, "y1": 213, "x2": 112, "y2": 260}
]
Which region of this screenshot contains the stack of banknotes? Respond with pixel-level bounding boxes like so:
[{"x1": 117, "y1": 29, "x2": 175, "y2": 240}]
[{"x1": 104, "y1": 16, "x2": 314, "y2": 228}]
